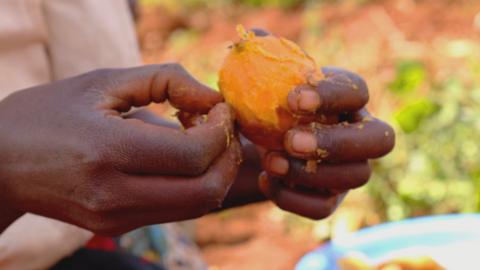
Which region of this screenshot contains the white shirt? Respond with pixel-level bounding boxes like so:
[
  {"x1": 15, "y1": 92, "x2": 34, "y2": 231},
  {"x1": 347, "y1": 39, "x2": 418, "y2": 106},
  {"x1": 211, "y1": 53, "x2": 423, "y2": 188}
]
[{"x1": 0, "y1": 1, "x2": 140, "y2": 269}]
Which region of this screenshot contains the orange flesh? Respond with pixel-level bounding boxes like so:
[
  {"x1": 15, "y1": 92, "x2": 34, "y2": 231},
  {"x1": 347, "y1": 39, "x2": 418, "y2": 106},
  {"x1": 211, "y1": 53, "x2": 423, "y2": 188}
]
[{"x1": 219, "y1": 25, "x2": 322, "y2": 149}]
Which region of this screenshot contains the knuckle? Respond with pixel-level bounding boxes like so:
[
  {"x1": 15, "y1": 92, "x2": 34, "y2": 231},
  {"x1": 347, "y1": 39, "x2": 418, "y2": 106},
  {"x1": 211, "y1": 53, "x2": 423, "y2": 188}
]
[
  {"x1": 200, "y1": 173, "x2": 229, "y2": 209},
  {"x1": 81, "y1": 187, "x2": 116, "y2": 215},
  {"x1": 347, "y1": 70, "x2": 367, "y2": 88},
  {"x1": 328, "y1": 68, "x2": 369, "y2": 102},
  {"x1": 163, "y1": 62, "x2": 186, "y2": 74},
  {"x1": 316, "y1": 128, "x2": 337, "y2": 154},
  {"x1": 88, "y1": 68, "x2": 116, "y2": 78},
  {"x1": 77, "y1": 68, "x2": 119, "y2": 95}
]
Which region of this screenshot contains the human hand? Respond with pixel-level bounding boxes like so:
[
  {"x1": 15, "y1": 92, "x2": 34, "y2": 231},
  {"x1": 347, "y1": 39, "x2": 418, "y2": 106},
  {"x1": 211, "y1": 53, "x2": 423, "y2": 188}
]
[
  {"x1": 260, "y1": 66, "x2": 395, "y2": 219},
  {"x1": 0, "y1": 64, "x2": 241, "y2": 235}
]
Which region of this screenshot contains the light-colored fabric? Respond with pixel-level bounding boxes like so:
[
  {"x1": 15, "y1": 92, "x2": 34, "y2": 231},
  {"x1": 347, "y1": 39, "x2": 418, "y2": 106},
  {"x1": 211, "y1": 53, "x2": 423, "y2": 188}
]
[
  {"x1": 0, "y1": 214, "x2": 93, "y2": 270},
  {"x1": 43, "y1": 0, "x2": 141, "y2": 80},
  {"x1": 0, "y1": 0, "x2": 141, "y2": 269},
  {"x1": 0, "y1": 0, "x2": 141, "y2": 99},
  {"x1": 0, "y1": 0, "x2": 50, "y2": 99}
]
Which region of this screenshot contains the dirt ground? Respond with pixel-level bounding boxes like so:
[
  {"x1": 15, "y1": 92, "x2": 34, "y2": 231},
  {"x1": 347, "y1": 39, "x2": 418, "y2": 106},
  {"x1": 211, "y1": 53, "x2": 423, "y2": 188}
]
[
  {"x1": 195, "y1": 203, "x2": 318, "y2": 270},
  {"x1": 137, "y1": 1, "x2": 480, "y2": 269}
]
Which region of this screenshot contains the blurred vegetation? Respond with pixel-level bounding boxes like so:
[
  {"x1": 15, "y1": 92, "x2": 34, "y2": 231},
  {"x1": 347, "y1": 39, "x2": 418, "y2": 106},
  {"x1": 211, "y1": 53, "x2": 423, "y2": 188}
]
[
  {"x1": 138, "y1": 0, "x2": 480, "y2": 238},
  {"x1": 371, "y1": 57, "x2": 480, "y2": 221}
]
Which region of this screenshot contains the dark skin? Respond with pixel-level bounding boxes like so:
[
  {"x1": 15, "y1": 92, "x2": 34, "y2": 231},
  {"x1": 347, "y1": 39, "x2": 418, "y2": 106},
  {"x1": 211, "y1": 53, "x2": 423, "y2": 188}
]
[
  {"x1": 243, "y1": 30, "x2": 394, "y2": 219},
  {"x1": 0, "y1": 61, "x2": 394, "y2": 235},
  {"x1": 0, "y1": 64, "x2": 241, "y2": 235},
  {"x1": 241, "y1": 66, "x2": 394, "y2": 219},
  {"x1": 117, "y1": 63, "x2": 394, "y2": 219}
]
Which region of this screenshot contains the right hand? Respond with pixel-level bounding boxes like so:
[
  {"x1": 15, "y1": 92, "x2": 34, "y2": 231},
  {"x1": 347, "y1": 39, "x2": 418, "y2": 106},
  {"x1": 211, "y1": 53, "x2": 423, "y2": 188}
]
[
  {"x1": 261, "y1": 67, "x2": 395, "y2": 220},
  {"x1": 0, "y1": 64, "x2": 241, "y2": 236}
]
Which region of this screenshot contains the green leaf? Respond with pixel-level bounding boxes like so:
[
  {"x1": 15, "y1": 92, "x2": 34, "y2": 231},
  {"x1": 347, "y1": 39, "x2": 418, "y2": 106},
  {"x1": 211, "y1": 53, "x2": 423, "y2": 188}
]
[
  {"x1": 395, "y1": 99, "x2": 439, "y2": 133},
  {"x1": 389, "y1": 60, "x2": 426, "y2": 95}
]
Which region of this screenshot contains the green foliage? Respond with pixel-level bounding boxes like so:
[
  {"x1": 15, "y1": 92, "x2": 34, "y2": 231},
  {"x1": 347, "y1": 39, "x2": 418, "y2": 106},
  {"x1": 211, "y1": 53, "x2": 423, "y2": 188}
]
[
  {"x1": 389, "y1": 60, "x2": 426, "y2": 95},
  {"x1": 369, "y1": 62, "x2": 480, "y2": 221},
  {"x1": 395, "y1": 99, "x2": 438, "y2": 133}
]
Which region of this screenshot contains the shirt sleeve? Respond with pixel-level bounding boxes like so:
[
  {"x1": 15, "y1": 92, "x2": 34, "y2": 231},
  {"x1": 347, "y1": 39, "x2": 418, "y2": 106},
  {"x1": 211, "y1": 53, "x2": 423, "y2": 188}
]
[{"x1": 42, "y1": 0, "x2": 142, "y2": 80}]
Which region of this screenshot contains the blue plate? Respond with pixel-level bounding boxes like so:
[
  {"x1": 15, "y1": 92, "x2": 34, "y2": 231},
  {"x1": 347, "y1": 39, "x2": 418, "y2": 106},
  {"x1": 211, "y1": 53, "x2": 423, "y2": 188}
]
[{"x1": 296, "y1": 214, "x2": 480, "y2": 270}]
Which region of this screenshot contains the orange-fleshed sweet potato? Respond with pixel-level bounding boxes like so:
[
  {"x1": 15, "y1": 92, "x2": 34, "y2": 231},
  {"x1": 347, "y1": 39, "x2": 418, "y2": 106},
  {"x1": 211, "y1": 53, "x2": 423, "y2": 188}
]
[{"x1": 219, "y1": 25, "x2": 323, "y2": 149}]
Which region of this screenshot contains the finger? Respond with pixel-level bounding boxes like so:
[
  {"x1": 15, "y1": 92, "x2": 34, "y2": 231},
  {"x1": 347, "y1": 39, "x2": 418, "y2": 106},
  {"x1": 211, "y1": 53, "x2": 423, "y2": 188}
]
[
  {"x1": 284, "y1": 112, "x2": 395, "y2": 161},
  {"x1": 259, "y1": 173, "x2": 344, "y2": 220},
  {"x1": 288, "y1": 67, "x2": 369, "y2": 115},
  {"x1": 263, "y1": 152, "x2": 371, "y2": 190},
  {"x1": 103, "y1": 103, "x2": 235, "y2": 176},
  {"x1": 92, "y1": 63, "x2": 223, "y2": 114},
  {"x1": 105, "y1": 139, "x2": 241, "y2": 234},
  {"x1": 64, "y1": 139, "x2": 241, "y2": 236},
  {"x1": 177, "y1": 111, "x2": 207, "y2": 129},
  {"x1": 124, "y1": 108, "x2": 180, "y2": 129}
]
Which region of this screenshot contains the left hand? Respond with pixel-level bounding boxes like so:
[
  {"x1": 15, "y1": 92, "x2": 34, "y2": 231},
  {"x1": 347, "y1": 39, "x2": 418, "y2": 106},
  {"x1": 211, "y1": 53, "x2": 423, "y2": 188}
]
[{"x1": 259, "y1": 67, "x2": 395, "y2": 219}]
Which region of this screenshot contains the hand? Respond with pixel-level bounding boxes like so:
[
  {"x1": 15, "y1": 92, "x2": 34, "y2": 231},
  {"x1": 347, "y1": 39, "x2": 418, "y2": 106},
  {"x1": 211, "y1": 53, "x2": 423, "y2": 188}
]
[
  {"x1": 261, "y1": 67, "x2": 395, "y2": 219},
  {"x1": 0, "y1": 64, "x2": 241, "y2": 235},
  {"x1": 128, "y1": 110, "x2": 267, "y2": 211}
]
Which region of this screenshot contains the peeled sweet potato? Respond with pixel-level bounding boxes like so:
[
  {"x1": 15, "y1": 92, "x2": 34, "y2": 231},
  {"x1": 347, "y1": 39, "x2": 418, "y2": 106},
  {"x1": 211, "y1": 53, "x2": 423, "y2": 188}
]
[{"x1": 219, "y1": 25, "x2": 323, "y2": 149}]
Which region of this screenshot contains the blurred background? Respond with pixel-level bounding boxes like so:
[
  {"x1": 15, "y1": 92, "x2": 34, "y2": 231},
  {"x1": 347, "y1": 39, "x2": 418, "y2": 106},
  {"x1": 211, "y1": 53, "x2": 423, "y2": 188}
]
[{"x1": 135, "y1": 0, "x2": 480, "y2": 269}]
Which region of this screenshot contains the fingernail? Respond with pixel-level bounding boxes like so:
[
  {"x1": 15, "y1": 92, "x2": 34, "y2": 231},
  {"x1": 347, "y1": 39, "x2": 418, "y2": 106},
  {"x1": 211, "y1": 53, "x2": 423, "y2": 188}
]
[
  {"x1": 291, "y1": 132, "x2": 317, "y2": 153},
  {"x1": 268, "y1": 155, "x2": 289, "y2": 175},
  {"x1": 298, "y1": 90, "x2": 320, "y2": 112}
]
